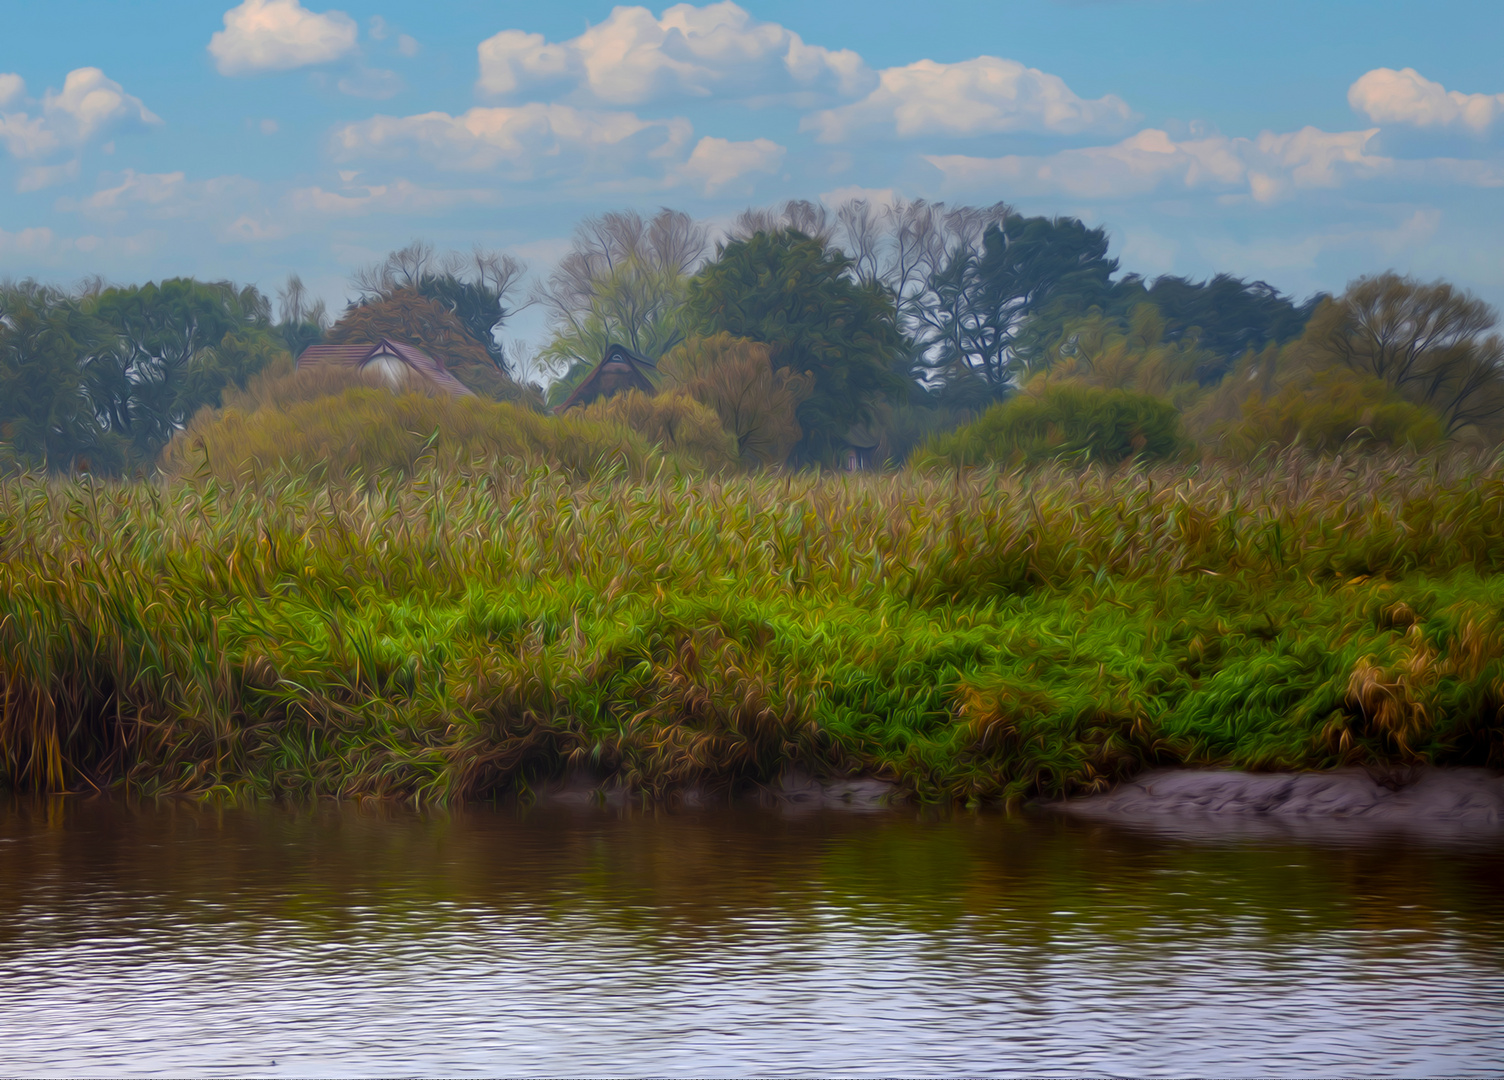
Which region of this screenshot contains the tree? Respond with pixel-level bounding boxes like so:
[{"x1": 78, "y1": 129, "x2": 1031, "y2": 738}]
[
  {"x1": 537, "y1": 208, "x2": 707, "y2": 372},
  {"x1": 327, "y1": 289, "x2": 493, "y2": 369},
  {"x1": 658, "y1": 333, "x2": 814, "y2": 468},
  {"x1": 1099, "y1": 273, "x2": 1320, "y2": 384},
  {"x1": 683, "y1": 228, "x2": 908, "y2": 465},
  {"x1": 0, "y1": 285, "x2": 120, "y2": 472},
  {"x1": 1299, "y1": 272, "x2": 1504, "y2": 436},
  {"x1": 276, "y1": 274, "x2": 329, "y2": 357},
  {"x1": 921, "y1": 214, "x2": 1119, "y2": 396},
  {"x1": 86, "y1": 278, "x2": 279, "y2": 462},
  {"x1": 350, "y1": 241, "x2": 527, "y2": 373}
]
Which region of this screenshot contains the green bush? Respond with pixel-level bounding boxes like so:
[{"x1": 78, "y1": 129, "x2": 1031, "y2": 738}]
[
  {"x1": 161, "y1": 364, "x2": 662, "y2": 484},
  {"x1": 914, "y1": 383, "x2": 1189, "y2": 468},
  {"x1": 1223, "y1": 367, "x2": 1446, "y2": 458}
]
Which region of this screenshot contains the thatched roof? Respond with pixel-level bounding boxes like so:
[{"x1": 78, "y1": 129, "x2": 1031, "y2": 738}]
[
  {"x1": 296, "y1": 338, "x2": 474, "y2": 398},
  {"x1": 555, "y1": 343, "x2": 658, "y2": 411}
]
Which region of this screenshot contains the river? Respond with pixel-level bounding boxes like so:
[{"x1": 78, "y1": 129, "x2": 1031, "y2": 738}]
[{"x1": 1, "y1": 796, "x2": 1500, "y2": 1076}]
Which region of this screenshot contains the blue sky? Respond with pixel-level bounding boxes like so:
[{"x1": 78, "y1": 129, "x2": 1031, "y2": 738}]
[{"x1": 3, "y1": 0, "x2": 1503, "y2": 351}]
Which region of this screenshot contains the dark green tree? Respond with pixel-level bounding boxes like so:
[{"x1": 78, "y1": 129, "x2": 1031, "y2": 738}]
[
  {"x1": 922, "y1": 214, "x2": 1118, "y2": 396},
  {"x1": 87, "y1": 278, "x2": 279, "y2": 461},
  {"x1": 683, "y1": 229, "x2": 908, "y2": 465},
  {"x1": 1104, "y1": 273, "x2": 1320, "y2": 384},
  {"x1": 0, "y1": 286, "x2": 121, "y2": 472}
]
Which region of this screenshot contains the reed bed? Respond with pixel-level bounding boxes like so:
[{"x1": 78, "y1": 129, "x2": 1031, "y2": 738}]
[{"x1": 2, "y1": 452, "x2": 1503, "y2": 803}]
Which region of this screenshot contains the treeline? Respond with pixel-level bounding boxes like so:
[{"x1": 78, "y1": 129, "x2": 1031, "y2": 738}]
[{"x1": 5, "y1": 197, "x2": 1504, "y2": 476}]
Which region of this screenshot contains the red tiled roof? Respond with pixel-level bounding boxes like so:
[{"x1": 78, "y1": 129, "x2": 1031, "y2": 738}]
[{"x1": 296, "y1": 338, "x2": 474, "y2": 398}]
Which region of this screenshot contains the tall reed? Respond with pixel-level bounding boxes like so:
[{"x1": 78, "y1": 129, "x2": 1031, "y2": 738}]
[{"x1": 2, "y1": 451, "x2": 1502, "y2": 802}]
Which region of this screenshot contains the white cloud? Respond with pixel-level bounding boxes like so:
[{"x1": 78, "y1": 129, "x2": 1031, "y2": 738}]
[
  {"x1": 804, "y1": 56, "x2": 1133, "y2": 142},
  {"x1": 475, "y1": 2, "x2": 872, "y2": 106},
  {"x1": 0, "y1": 73, "x2": 23, "y2": 108},
  {"x1": 675, "y1": 135, "x2": 784, "y2": 194},
  {"x1": 288, "y1": 178, "x2": 495, "y2": 215},
  {"x1": 260, "y1": 118, "x2": 279, "y2": 135},
  {"x1": 924, "y1": 126, "x2": 1401, "y2": 203},
  {"x1": 209, "y1": 0, "x2": 357, "y2": 76},
  {"x1": 397, "y1": 34, "x2": 420, "y2": 58},
  {"x1": 331, "y1": 104, "x2": 693, "y2": 179},
  {"x1": 1349, "y1": 67, "x2": 1504, "y2": 135},
  {"x1": 60, "y1": 170, "x2": 186, "y2": 219},
  {"x1": 0, "y1": 68, "x2": 160, "y2": 187},
  {"x1": 0, "y1": 225, "x2": 57, "y2": 254},
  {"x1": 42, "y1": 68, "x2": 161, "y2": 144}
]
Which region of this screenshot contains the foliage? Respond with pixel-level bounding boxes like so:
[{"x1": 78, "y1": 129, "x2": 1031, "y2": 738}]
[
  {"x1": 580, "y1": 388, "x2": 740, "y2": 473},
  {"x1": 4, "y1": 455, "x2": 1504, "y2": 803},
  {"x1": 85, "y1": 278, "x2": 283, "y2": 463},
  {"x1": 658, "y1": 333, "x2": 813, "y2": 468},
  {"x1": 684, "y1": 228, "x2": 907, "y2": 465},
  {"x1": 915, "y1": 383, "x2": 1190, "y2": 468},
  {"x1": 1028, "y1": 303, "x2": 1210, "y2": 410},
  {"x1": 350, "y1": 241, "x2": 526, "y2": 372},
  {"x1": 537, "y1": 209, "x2": 706, "y2": 373},
  {"x1": 1106, "y1": 273, "x2": 1320, "y2": 384},
  {"x1": 161, "y1": 364, "x2": 661, "y2": 484},
  {"x1": 1223, "y1": 366, "x2": 1447, "y2": 457},
  {"x1": 1299, "y1": 272, "x2": 1504, "y2": 437},
  {"x1": 0, "y1": 285, "x2": 123, "y2": 473},
  {"x1": 922, "y1": 214, "x2": 1119, "y2": 393}
]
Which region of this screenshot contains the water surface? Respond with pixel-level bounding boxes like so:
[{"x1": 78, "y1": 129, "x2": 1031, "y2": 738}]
[{"x1": 1, "y1": 797, "x2": 1501, "y2": 1076}]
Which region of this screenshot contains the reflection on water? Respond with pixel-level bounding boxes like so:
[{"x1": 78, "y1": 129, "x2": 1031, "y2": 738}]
[{"x1": 0, "y1": 797, "x2": 1501, "y2": 1077}]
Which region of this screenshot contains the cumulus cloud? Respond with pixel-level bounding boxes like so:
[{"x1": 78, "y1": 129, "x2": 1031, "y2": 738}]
[
  {"x1": 0, "y1": 68, "x2": 160, "y2": 187},
  {"x1": 675, "y1": 135, "x2": 784, "y2": 194},
  {"x1": 0, "y1": 73, "x2": 23, "y2": 108},
  {"x1": 209, "y1": 0, "x2": 357, "y2": 76},
  {"x1": 924, "y1": 126, "x2": 1406, "y2": 203},
  {"x1": 331, "y1": 103, "x2": 693, "y2": 179},
  {"x1": 1349, "y1": 67, "x2": 1504, "y2": 135},
  {"x1": 475, "y1": 2, "x2": 872, "y2": 106},
  {"x1": 804, "y1": 56, "x2": 1133, "y2": 142}
]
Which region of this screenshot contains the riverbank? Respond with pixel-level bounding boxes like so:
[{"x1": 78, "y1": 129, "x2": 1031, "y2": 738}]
[
  {"x1": 3, "y1": 455, "x2": 1503, "y2": 803},
  {"x1": 1052, "y1": 765, "x2": 1504, "y2": 838}
]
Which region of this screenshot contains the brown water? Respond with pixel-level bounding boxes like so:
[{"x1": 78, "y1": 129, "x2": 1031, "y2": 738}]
[{"x1": 0, "y1": 797, "x2": 1501, "y2": 1077}]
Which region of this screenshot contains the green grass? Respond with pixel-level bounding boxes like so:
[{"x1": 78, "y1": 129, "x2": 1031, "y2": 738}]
[{"x1": 2, "y1": 452, "x2": 1503, "y2": 804}]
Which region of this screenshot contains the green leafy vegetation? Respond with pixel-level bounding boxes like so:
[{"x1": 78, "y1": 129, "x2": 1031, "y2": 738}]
[
  {"x1": 3, "y1": 455, "x2": 1502, "y2": 803},
  {"x1": 915, "y1": 383, "x2": 1191, "y2": 468}
]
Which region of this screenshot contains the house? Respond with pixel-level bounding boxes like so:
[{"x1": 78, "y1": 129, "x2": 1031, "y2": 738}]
[
  {"x1": 555, "y1": 343, "x2": 658, "y2": 412},
  {"x1": 296, "y1": 338, "x2": 474, "y2": 398}
]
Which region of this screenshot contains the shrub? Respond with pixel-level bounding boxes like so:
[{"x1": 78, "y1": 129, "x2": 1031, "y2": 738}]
[
  {"x1": 580, "y1": 388, "x2": 740, "y2": 473},
  {"x1": 1222, "y1": 367, "x2": 1446, "y2": 458},
  {"x1": 161, "y1": 366, "x2": 660, "y2": 483},
  {"x1": 914, "y1": 383, "x2": 1190, "y2": 468}
]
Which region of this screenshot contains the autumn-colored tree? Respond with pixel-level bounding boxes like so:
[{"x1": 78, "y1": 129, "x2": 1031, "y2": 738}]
[
  {"x1": 327, "y1": 289, "x2": 492, "y2": 368},
  {"x1": 659, "y1": 334, "x2": 813, "y2": 468},
  {"x1": 1300, "y1": 272, "x2": 1504, "y2": 437}
]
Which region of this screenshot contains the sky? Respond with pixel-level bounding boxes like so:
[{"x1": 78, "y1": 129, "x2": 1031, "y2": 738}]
[{"x1": 3, "y1": 0, "x2": 1503, "y2": 353}]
